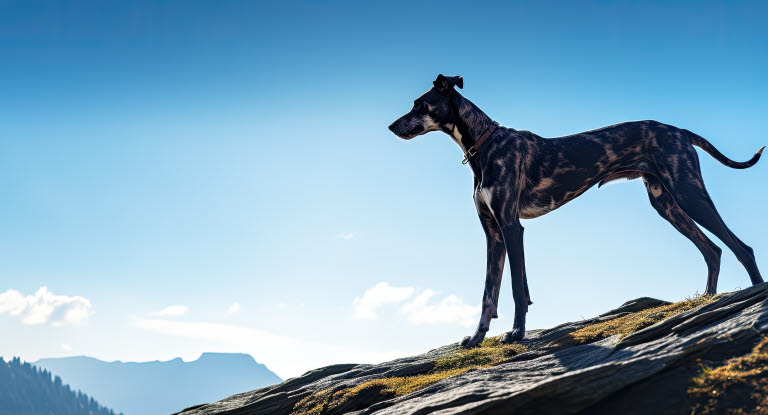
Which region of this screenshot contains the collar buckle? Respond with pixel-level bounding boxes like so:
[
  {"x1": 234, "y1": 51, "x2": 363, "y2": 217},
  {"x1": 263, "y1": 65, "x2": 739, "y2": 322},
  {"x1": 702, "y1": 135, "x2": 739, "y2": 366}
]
[
  {"x1": 461, "y1": 124, "x2": 497, "y2": 164},
  {"x1": 462, "y1": 147, "x2": 478, "y2": 164}
]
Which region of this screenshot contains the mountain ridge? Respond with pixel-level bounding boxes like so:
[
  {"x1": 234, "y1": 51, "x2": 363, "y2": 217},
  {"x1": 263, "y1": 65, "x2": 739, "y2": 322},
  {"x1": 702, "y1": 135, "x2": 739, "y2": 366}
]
[{"x1": 35, "y1": 352, "x2": 282, "y2": 415}]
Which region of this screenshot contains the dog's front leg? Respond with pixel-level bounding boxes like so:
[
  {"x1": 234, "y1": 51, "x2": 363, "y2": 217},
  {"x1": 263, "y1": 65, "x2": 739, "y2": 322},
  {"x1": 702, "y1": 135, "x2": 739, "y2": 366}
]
[
  {"x1": 500, "y1": 219, "x2": 528, "y2": 343},
  {"x1": 460, "y1": 204, "x2": 506, "y2": 348}
]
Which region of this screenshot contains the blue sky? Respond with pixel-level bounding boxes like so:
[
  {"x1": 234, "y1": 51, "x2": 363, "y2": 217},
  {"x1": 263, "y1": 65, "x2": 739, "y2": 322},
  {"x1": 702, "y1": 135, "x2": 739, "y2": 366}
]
[{"x1": 1, "y1": 0, "x2": 766, "y2": 379}]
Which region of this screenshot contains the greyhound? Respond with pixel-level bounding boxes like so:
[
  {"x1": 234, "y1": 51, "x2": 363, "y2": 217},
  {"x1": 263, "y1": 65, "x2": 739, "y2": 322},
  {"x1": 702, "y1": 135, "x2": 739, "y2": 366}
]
[{"x1": 388, "y1": 74, "x2": 764, "y2": 348}]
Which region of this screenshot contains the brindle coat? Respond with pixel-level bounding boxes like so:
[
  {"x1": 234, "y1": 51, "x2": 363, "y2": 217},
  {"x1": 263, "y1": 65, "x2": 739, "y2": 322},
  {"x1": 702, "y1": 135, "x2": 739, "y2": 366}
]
[{"x1": 388, "y1": 74, "x2": 764, "y2": 347}]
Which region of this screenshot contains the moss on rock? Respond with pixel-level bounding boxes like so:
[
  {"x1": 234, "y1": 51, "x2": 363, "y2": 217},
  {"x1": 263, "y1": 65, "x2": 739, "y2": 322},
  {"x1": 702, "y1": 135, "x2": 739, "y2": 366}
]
[
  {"x1": 689, "y1": 336, "x2": 768, "y2": 415},
  {"x1": 560, "y1": 294, "x2": 720, "y2": 346},
  {"x1": 291, "y1": 336, "x2": 527, "y2": 415}
]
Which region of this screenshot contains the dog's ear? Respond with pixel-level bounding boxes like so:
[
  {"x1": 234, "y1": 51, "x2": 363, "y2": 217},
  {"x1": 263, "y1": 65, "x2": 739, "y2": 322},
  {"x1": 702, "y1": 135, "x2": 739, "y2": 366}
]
[{"x1": 433, "y1": 74, "x2": 463, "y2": 94}]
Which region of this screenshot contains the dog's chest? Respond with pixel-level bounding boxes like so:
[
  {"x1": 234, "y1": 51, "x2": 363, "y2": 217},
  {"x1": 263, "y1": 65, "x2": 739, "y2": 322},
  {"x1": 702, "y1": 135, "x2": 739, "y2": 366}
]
[
  {"x1": 475, "y1": 184, "x2": 556, "y2": 219},
  {"x1": 474, "y1": 185, "x2": 494, "y2": 211},
  {"x1": 518, "y1": 201, "x2": 556, "y2": 219}
]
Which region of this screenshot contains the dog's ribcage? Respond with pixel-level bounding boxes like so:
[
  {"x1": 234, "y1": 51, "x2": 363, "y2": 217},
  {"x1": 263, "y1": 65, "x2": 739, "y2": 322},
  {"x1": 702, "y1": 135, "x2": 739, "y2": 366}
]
[{"x1": 490, "y1": 122, "x2": 666, "y2": 219}]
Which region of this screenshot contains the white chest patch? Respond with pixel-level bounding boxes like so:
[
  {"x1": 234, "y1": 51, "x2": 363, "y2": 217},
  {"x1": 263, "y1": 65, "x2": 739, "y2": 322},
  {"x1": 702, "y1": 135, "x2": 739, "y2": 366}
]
[{"x1": 477, "y1": 187, "x2": 494, "y2": 209}]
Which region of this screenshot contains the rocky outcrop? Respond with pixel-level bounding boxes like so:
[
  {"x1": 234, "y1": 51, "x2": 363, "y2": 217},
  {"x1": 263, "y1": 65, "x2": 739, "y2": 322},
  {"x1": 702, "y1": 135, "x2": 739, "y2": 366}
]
[{"x1": 175, "y1": 283, "x2": 768, "y2": 415}]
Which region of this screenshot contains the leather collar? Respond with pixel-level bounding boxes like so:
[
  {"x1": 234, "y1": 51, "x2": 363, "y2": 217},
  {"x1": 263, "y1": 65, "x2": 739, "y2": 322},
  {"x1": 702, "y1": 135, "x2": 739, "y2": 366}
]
[{"x1": 462, "y1": 124, "x2": 498, "y2": 164}]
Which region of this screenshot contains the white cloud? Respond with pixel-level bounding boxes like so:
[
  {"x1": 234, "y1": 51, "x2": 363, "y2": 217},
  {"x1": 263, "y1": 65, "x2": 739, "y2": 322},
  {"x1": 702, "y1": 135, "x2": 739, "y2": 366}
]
[
  {"x1": 0, "y1": 287, "x2": 92, "y2": 326},
  {"x1": 336, "y1": 231, "x2": 358, "y2": 240},
  {"x1": 400, "y1": 290, "x2": 480, "y2": 328},
  {"x1": 353, "y1": 282, "x2": 415, "y2": 319},
  {"x1": 61, "y1": 344, "x2": 73, "y2": 351},
  {"x1": 148, "y1": 305, "x2": 188, "y2": 317},
  {"x1": 227, "y1": 302, "x2": 241, "y2": 313},
  {"x1": 352, "y1": 283, "x2": 480, "y2": 327},
  {"x1": 133, "y1": 318, "x2": 403, "y2": 379}
]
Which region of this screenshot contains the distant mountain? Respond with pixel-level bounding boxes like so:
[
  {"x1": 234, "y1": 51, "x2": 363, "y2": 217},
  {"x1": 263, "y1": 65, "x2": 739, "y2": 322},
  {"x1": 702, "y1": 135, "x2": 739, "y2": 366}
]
[
  {"x1": 35, "y1": 353, "x2": 281, "y2": 415},
  {"x1": 0, "y1": 356, "x2": 120, "y2": 415}
]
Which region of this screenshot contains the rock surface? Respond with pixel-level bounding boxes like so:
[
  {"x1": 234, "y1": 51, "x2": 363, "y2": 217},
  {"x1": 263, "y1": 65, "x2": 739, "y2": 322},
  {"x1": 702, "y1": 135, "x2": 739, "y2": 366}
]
[{"x1": 174, "y1": 283, "x2": 768, "y2": 415}]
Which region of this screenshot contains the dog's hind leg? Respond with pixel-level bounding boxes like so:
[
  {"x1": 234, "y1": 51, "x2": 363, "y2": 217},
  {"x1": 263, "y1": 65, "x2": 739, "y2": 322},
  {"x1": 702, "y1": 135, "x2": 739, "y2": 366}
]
[
  {"x1": 655, "y1": 144, "x2": 761, "y2": 286},
  {"x1": 643, "y1": 175, "x2": 722, "y2": 294},
  {"x1": 651, "y1": 138, "x2": 762, "y2": 289},
  {"x1": 461, "y1": 202, "x2": 506, "y2": 348},
  {"x1": 672, "y1": 180, "x2": 763, "y2": 288}
]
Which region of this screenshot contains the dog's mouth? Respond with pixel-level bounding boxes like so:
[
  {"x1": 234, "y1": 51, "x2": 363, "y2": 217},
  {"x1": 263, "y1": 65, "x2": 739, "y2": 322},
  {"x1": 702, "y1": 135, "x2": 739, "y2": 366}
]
[
  {"x1": 388, "y1": 122, "x2": 419, "y2": 140},
  {"x1": 394, "y1": 132, "x2": 416, "y2": 140}
]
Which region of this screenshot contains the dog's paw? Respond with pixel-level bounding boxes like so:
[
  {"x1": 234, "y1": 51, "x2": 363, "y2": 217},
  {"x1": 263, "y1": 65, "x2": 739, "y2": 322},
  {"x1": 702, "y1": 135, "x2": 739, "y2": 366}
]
[
  {"x1": 500, "y1": 328, "x2": 525, "y2": 344},
  {"x1": 460, "y1": 333, "x2": 484, "y2": 348}
]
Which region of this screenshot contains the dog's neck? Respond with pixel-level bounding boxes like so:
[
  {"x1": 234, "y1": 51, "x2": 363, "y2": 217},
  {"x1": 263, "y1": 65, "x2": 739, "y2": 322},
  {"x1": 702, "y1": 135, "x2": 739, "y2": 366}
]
[{"x1": 443, "y1": 91, "x2": 498, "y2": 156}]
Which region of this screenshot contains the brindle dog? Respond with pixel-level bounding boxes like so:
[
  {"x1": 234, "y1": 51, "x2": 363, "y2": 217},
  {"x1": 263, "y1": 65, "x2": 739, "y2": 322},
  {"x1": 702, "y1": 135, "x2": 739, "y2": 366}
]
[{"x1": 388, "y1": 74, "x2": 764, "y2": 348}]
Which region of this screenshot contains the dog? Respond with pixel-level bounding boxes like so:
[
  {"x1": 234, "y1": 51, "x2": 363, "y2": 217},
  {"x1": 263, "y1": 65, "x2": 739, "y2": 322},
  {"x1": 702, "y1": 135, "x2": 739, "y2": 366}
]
[{"x1": 388, "y1": 74, "x2": 764, "y2": 348}]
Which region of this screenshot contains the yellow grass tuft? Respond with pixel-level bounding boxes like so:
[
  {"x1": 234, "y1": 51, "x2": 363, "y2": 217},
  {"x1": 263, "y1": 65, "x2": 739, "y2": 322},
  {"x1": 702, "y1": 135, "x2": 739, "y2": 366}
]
[
  {"x1": 433, "y1": 336, "x2": 527, "y2": 371},
  {"x1": 563, "y1": 294, "x2": 720, "y2": 346},
  {"x1": 291, "y1": 336, "x2": 527, "y2": 415},
  {"x1": 353, "y1": 367, "x2": 473, "y2": 397},
  {"x1": 689, "y1": 336, "x2": 768, "y2": 414}
]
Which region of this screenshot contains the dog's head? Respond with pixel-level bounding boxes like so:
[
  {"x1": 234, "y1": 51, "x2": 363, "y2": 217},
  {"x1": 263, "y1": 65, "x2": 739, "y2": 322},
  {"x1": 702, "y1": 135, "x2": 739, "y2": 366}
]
[{"x1": 388, "y1": 74, "x2": 463, "y2": 140}]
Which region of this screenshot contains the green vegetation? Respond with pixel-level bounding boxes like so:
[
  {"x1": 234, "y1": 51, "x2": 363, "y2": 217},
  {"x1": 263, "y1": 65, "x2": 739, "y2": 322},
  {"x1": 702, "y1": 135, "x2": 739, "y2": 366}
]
[
  {"x1": 291, "y1": 337, "x2": 527, "y2": 415},
  {"x1": 689, "y1": 336, "x2": 768, "y2": 415},
  {"x1": 560, "y1": 294, "x2": 720, "y2": 346},
  {"x1": 0, "y1": 356, "x2": 120, "y2": 415}
]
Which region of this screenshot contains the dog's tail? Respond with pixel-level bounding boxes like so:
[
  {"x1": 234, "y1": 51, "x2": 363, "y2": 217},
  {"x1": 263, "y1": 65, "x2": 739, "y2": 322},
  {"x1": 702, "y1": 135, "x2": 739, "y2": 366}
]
[{"x1": 684, "y1": 129, "x2": 764, "y2": 169}]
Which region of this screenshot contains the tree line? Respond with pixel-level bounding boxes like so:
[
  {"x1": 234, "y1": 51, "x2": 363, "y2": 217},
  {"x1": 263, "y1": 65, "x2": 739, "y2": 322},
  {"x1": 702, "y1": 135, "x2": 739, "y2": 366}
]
[{"x1": 0, "y1": 356, "x2": 121, "y2": 415}]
